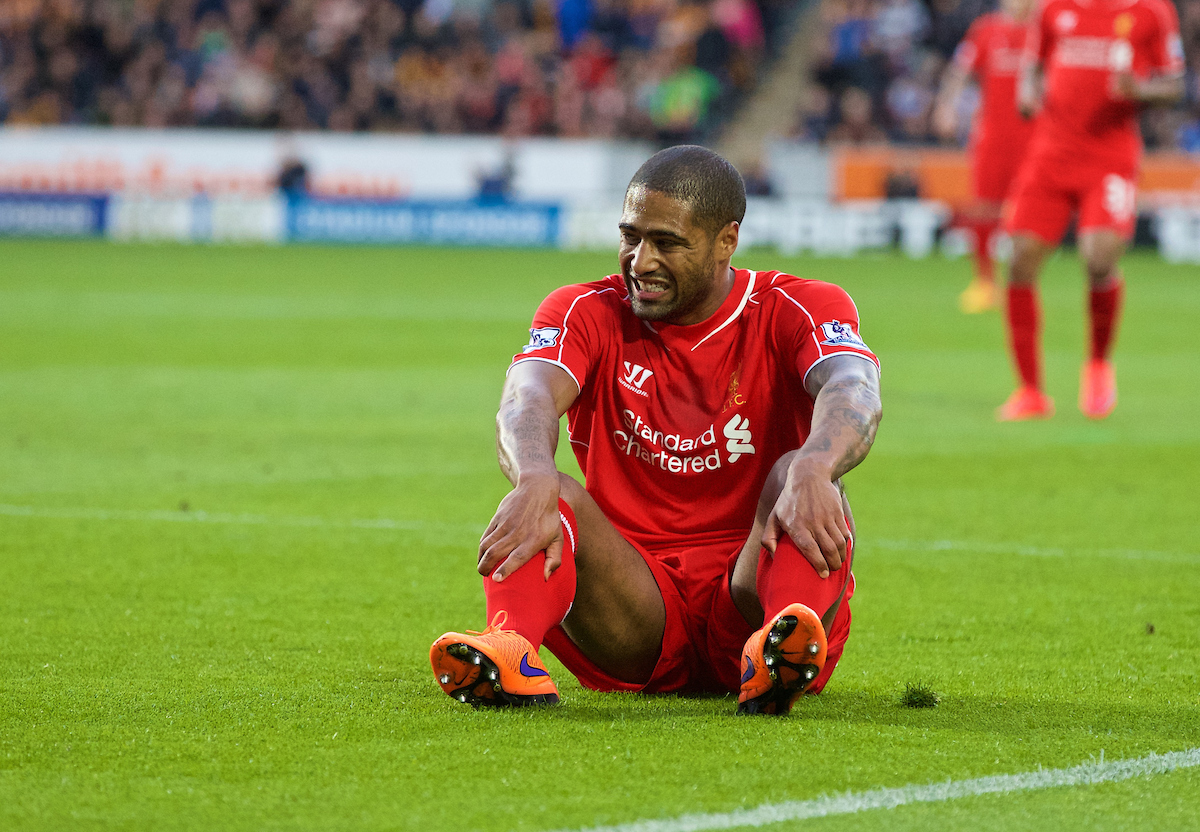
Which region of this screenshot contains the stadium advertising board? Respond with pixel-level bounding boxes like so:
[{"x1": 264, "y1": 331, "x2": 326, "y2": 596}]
[
  {"x1": 287, "y1": 199, "x2": 561, "y2": 247},
  {"x1": 0, "y1": 192, "x2": 108, "y2": 237},
  {"x1": 0, "y1": 127, "x2": 645, "y2": 203}
]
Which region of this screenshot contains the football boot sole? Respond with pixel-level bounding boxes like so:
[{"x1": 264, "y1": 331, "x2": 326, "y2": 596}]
[
  {"x1": 736, "y1": 613, "x2": 822, "y2": 716},
  {"x1": 433, "y1": 642, "x2": 559, "y2": 708}
]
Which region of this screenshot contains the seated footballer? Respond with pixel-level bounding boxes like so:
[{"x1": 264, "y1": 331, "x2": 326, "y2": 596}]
[{"x1": 430, "y1": 146, "x2": 882, "y2": 715}]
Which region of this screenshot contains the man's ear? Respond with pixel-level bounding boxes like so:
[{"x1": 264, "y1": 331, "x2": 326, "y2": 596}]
[{"x1": 716, "y1": 220, "x2": 740, "y2": 260}]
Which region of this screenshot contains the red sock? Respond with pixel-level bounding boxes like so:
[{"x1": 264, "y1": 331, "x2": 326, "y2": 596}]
[
  {"x1": 1006, "y1": 284, "x2": 1043, "y2": 390},
  {"x1": 755, "y1": 535, "x2": 853, "y2": 625},
  {"x1": 483, "y1": 499, "x2": 578, "y2": 650},
  {"x1": 971, "y1": 219, "x2": 999, "y2": 284},
  {"x1": 1089, "y1": 275, "x2": 1124, "y2": 360}
]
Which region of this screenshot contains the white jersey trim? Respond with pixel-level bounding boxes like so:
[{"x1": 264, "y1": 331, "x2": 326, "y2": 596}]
[
  {"x1": 507, "y1": 356, "x2": 582, "y2": 394},
  {"x1": 557, "y1": 286, "x2": 617, "y2": 368},
  {"x1": 802, "y1": 350, "x2": 880, "y2": 387},
  {"x1": 691, "y1": 271, "x2": 757, "y2": 352},
  {"x1": 769, "y1": 285, "x2": 826, "y2": 361}
]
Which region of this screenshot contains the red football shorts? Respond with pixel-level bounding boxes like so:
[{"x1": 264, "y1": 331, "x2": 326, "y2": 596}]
[
  {"x1": 971, "y1": 137, "x2": 1026, "y2": 203},
  {"x1": 542, "y1": 537, "x2": 854, "y2": 696},
  {"x1": 1006, "y1": 151, "x2": 1138, "y2": 244}
]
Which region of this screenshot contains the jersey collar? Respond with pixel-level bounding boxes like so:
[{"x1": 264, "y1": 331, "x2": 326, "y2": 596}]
[{"x1": 650, "y1": 268, "x2": 756, "y2": 351}]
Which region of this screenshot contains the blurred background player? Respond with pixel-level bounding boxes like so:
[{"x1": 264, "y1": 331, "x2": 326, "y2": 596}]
[
  {"x1": 998, "y1": 0, "x2": 1184, "y2": 420},
  {"x1": 933, "y1": 0, "x2": 1038, "y2": 314}
]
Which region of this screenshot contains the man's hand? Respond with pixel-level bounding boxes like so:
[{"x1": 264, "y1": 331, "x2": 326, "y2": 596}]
[
  {"x1": 483, "y1": 360, "x2": 579, "y2": 582},
  {"x1": 765, "y1": 353, "x2": 881, "y2": 577},
  {"x1": 761, "y1": 458, "x2": 849, "y2": 578},
  {"x1": 478, "y1": 474, "x2": 563, "y2": 582},
  {"x1": 1111, "y1": 70, "x2": 1138, "y2": 100},
  {"x1": 932, "y1": 100, "x2": 959, "y2": 143},
  {"x1": 1110, "y1": 71, "x2": 1184, "y2": 105}
]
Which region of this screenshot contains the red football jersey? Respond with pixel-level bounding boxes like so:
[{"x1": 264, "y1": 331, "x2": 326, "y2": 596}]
[
  {"x1": 510, "y1": 269, "x2": 879, "y2": 553},
  {"x1": 1025, "y1": 0, "x2": 1184, "y2": 164},
  {"x1": 954, "y1": 12, "x2": 1035, "y2": 150}
]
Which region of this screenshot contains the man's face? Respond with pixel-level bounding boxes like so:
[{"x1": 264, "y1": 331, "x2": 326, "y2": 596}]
[{"x1": 618, "y1": 187, "x2": 729, "y2": 326}]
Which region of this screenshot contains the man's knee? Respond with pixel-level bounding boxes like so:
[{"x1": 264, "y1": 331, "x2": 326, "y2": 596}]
[
  {"x1": 1008, "y1": 234, "x2": 1048, "y2": 286},
  {"x1": 1080, "y1": 230, "x2": 1124, "y2": 287},
  {"x1": 1083, "y1": 249, "x2": 1122, "y2": 288},
  {"x1": 556, "y1": 472, "x2": 587, "y2": 511}
]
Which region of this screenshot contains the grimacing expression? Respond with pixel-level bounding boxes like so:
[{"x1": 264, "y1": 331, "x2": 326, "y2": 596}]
[{"x1": 618, "y1": 187, "x2": 725, "y2": 326}]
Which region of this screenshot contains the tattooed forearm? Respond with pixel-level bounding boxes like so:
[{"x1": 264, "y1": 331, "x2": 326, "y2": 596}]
[
  {"x1": 496, "y1": 382, "x2": 561, "y2": 486},
  {"x1": 800, "y1": 357, "x2": 882, "y2": 480}
]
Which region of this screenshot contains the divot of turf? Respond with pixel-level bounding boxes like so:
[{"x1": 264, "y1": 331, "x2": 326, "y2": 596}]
[{"x1": 900, "y1": 681, "x2": 941, "y2": 708}]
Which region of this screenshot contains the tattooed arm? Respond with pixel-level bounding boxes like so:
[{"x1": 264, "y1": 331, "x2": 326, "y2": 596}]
[
  {"x1": 761, "y1": 355, "x2": 882, "y2": 578},
  {"x1": 478, "y1": 360, "x2": 579, "y2": 582}
]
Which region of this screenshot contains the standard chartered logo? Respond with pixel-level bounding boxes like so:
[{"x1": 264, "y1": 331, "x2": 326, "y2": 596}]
[
  {"x1": 723, "y1": 414, "x2": 755, "y2": 462},
  {"x1": 610, "y1": 409, "x2": 756, "y2": 473}
]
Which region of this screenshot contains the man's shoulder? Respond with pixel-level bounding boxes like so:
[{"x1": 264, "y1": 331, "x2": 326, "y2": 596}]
[
  {"x1": 753, "y1": 270, "x2": 858, "y2": 312},
  {"x1": 538, "y1": 275, "x2": 628, "y2": 315},
  {"x1": 1132, "y1": 0, "x2": 1180, "y2": 28}
]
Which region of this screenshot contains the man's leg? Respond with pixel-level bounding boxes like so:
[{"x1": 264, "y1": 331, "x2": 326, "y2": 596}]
[
  {"x1": 555, "y1": 474, "x2": 666, "y2": 685},
  {"x1": 729, "y1": 451, "x2": 854, "y2": 633},
  {"x1": 727, "y1": 451, "x2": 855, "y2": 714},
  {"x1": 959, "y1": 201, "x2": 1004, "y2": 314},
  {"x1": 997, "y1": 232, "x2": 1056, "y2": 420},
  {"x1": 1077, "y1": 228, "x2": 1126, "y2": 419},
  {"x1": 432, "y1": 474, "x2": 666, "y2": 705}
]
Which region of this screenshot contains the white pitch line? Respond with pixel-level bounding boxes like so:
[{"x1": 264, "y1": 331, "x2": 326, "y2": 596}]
[
  {"x1": 870, "y1": 537, "x2": 1200, "y2": 563},
  {"x1": 1, "y1": 504, "x2": 1196, "y2": 562},
  {"x1": 554, "y1": 748, "x2": 1200, "y2": 832},
  {"x1": 0, "y1": 503, "x2": 480, "y2": 537}
]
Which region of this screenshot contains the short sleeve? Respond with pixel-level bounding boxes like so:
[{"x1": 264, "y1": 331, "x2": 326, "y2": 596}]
[
  {"x1": 1143, "y1": 0, "x2": 1184, "y2": 75},
  {"x1": 767, "y1": 276, "x2": 879, "y2": 384},
  {"x1": 508, "y1": 282, "x2": 611, "y2": 393}
]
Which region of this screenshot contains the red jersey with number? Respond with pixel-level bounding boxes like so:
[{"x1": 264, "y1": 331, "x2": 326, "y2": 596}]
[
  {"x1": 510, "y1": 269, "x2": 879, "y2": 554},
  {"x1": 954, "y1": 12, "x2": 1034, "y2": 151},
  {"x1": 1025, "y1": 0, "x2": 1183, "y2": 166}
]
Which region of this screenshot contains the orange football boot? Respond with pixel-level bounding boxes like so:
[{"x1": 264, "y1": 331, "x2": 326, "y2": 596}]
[
  {"x1": 736, "y1": 602, "x2": 827, "y2": 716},
  {"x1": 959, "y1": 278, "x2": 999, "y2": 314},
  {"x1": 1079, "y1": 359, "x2": 1117, "y2": 420},
  {"x1": 430, "y1": 611, "x2": 559, "y2": 707},
  {"x1": 995, "y1": 386, "x2": 1055, "y2": 422}
]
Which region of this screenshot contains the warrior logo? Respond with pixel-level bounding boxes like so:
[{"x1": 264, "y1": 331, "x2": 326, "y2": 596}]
[
  {"x1": 620, "y1": 362, "x2": 654, "y2": 396},
  {"x1": 723, "y1": 415, "x2": 755, "y2": 462}
]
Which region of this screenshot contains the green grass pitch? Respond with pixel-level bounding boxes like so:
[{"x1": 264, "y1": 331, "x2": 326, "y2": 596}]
[{"x1": 1, "y1": 239, "x2": 1198, "y2": 831}]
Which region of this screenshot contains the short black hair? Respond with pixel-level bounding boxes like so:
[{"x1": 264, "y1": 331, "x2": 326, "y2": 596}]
[{"x1": 626, "y1": 145, "x2": 747, "y2": 235}]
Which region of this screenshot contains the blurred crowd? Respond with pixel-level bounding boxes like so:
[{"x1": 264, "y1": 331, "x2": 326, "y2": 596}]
[
  {"x1": 0, "y1": 0, "x2": 791, "y2": 140},
  {"x1": 796, "y1": 0, "x2": 1200, "y2": 151},
  {"x1": 2, "y1": 0, "x2": 1199, "y2": 150}
]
